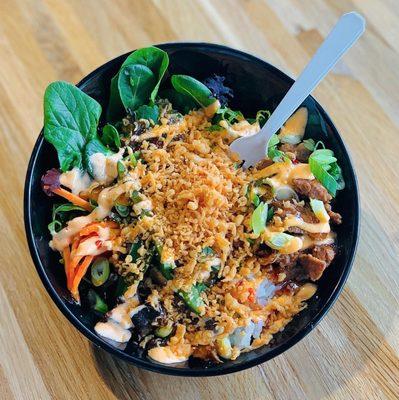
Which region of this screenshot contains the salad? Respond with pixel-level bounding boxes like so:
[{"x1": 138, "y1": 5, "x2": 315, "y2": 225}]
[{"x1": 41, "y1": 46, "x2": 344, "y2": 365}]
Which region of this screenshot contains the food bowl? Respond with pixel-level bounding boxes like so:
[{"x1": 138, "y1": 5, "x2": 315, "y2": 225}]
[{"x1": 24, "y1": 42, "x2": 359, "y2": 376}]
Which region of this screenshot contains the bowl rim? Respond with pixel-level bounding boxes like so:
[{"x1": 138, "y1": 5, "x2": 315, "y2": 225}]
[{"x1": 24, "y1": 42, "x2": 360, "y2": 376}]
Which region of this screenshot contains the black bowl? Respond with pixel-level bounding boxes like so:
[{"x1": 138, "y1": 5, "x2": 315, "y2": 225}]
[{"x1": 24, "y1": 42, "x2": 359, "y2": 376}]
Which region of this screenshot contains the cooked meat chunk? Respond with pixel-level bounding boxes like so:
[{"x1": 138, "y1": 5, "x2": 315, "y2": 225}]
[
  {"x1": 298, "y1": 254, "x2": 326, "y2": 281},
  {"x1": 280, "y1": 143, "x2": 312, "y2": 162},
  {"x1": 275, "y1": 252, "x2": 299, "y2": 268},
  {"x1": 324, "y1": 203, "x2": 342, "y2": 224},
  {"x1": 312, "y1": 245, "x2": 336, "y2": 265},
  {"x1": 292, "y1": 178, "x2": 332, "y2": 202},
  {"x1": 272, "y1": 200, "x2": 318, "y2": 223},
  {"x1": 256, "y1": 158, "x2": 274, "y2": 169},
  {"x1": 298, "y1": 245, "x2": 336, "y2": 281}
]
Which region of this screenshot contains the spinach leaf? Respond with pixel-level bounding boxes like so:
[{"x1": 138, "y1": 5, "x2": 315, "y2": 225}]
[
  {"x1": 83, "y1": 137, "x2": 113, "y2": 177},
  {"x1": 107, "y1": 47, "x2": 169, "y2": 120},
  {"x1": 171, "y1": 75, "x2": 216, "y2": 108},
  {"x1": 102, "y1": 124, "x2": 121, "y2": 149},
  {"x1": 118, "y1": 64, "x2": 156, "y2": 111},
  {"x1": 160, "y1": 88, "x2": 197, "y2": 114},
  {"x1": 44, "y1": 81, "x2": 102, "y2": 171},
  {"x1": 134, "y1": 104, "x2": 159, "y2": 122}
]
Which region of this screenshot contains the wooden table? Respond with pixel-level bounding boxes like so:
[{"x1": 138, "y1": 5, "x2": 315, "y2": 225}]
[{"x1": 1, "y1": 1, "x2": 398, "y2": 399}]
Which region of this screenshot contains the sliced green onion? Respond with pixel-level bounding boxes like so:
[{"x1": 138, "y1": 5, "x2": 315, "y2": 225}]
[
  {"x1": 251, "y1": 202, "x2": 268, "y2": 236},
  {"x1": 310, "y1": 198, "x2": 329, "y2": 222},
  {"x1": 266, "y1": 233, "x2": 294, "y2": 250},
  {"x1": 129, "y1": 239, "x2": 142, "y2": 262},
  {"x1": 115, "y1": 203, "x2": 130, "y2": 217},
  {"x1": 91, "y1": 258, "x2": 110, "y2": 286},
  {"x1": 178, "y1": 284, "x2": 206, "y2": 315},
  {"x1": 87, "y1": 289, "x2": 108, "y2": 313},
  {"x1": 117, "y1": 161, "x2": 125, "y2": 179},
  {"x1": 155, "y1": 325, "x2": 173, "y2": 338},
  {"x1": 130, "y1": 190, "x2": 142, "y2": 204}
]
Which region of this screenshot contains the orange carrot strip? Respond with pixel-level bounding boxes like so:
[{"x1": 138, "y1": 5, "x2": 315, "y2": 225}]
[
  {"x1": 79, "y1": 224, "x2": 100, "y2": 237},
  {"x1": 62, "y1": 246, "x2": 72, "y2": 290},
  {"x1": 52, "y1": 187, "x2": 93, "y2": 212},
  {"x1": 71, "y1": 255, "x2": 94, "y2": 302}
]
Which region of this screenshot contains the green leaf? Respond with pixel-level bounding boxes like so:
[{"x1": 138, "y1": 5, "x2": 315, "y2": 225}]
[
  {"x1": 83, "y1": 137, "x2": 113, "y2": 177},
  {"x1": 251, "y1": 202, "x2": 269, "y2": 236},
  {"x1": 48, "y1": 220, "x2": 62, "y2": 235},
  {"x1": 267, "y1": 206, "x2": 274, "y2": 222},
  {"x1": 107, "y1": 47, "x2": 169, "y2": 120},
  {"x1": 118, "y1": 64, "x2": 156, "y2": 111},
  {"x1": 309, "y1": 157, "x2": 338, "y2": 196},
  {"x1": 52, "y1": 203, "x2": 87, "y2": 221},
  {"x1": 134, "y1": 104, "x2": 159, "y2": 122},
  {"x1": 117, "y1": 160, "x2": 125, "y2": 179},
  {"x1": 102, "y1": 124, "x2": 121, "y2": 149},
  {"x1": 171, "y1": 75, "x2": 215, "y2": 108},
  {"x1": 129, "y1": 239, "x2": 143, "y2": 262},
  {"x1": 329, "y1": 162, "x2": 345, "y2": 190},
  {"x1": 214, "y1": 106, "x2": 243, "y2": 124},
  {"x1": 44, "y1": 81, "x2": 102, "y2": 171},
  {"x1": 160, "y1": 88, "x2": 198, "y2": 113},
  {"x1": 115, "y1": 203, "x2": 130, "y2": 217}
]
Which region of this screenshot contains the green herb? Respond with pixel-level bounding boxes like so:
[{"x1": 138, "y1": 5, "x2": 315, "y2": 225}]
[
  {"x1": 267, "y1": 206, "x2": 274, "y2": 222},
  {"x1": 171, "y1": 75, "x2": 215, "y2": 108},
  {"x1": 115, "y1": 276, "x2": 128, "y2": 297},
  {"x1": 117, "y1": 160, "x2": 125, "y2": 179},
  {"x1": 115, "y1": 203, "x2": 130, "y2": 217},
  {"x1": 178, "y1": 283, "x2": 206, "y2": 315},
  {"x1": 89, "y1": 199, "x2": 98, "y2": 208},
  {"x1": 267, "y1": 134, "x2": 288, "y2": 162},
  {"x1": 107, "y1": 47, "x2": 169, "y2": 121},
  {"x1": 102, "y1": 124, "x2": 121, "y2": 149},
  {"x1": 207, "y1": 124, "x2": 223, "y2": 132},
  {"x1": 87, "y1": 289, "x2": 108, "y2": 314},
  {"x1": 48, "y1": 220, "x2": 62, "y2": 235},
  {"x1": 309, "y1": 148, "x2": 344, "y2": 196},
  {"x1": 251, "y1": 202, "x2": 269, "y2": 236},
  {"x1": 201, "y1": 247, "x2": 214, "y2": 257},
  {"x1": 214, "y1": 106, "x2": 243, "y2": 124},
  {"x1": 118, "y1": 64, "x2": 156, "y2": 112},
  {"x1": 256, "y1": 109, "x2": 271, "y2": 127},
  {"x1": 48, "y1": 203, "x2": 87, "y2": 234},
  {"x1": 91, "y1": 258, "x2": 110, "y2": 287},
  {"x1": 303, "y1": 138, "x2": 316, "y2": 151},
  {"x1": 155, "y1": 243, "x2": 175, "y2": 280},
  {"x1": 129, "y1": 239, "x2": 143, "y2": 262},
  {"x1": 246, "y1": 238, "x2": 255, "y2": 245},
  {"x1": 131, "y1": 190, "x2": 142, "y2": 204},
  {"x1": 44, "y1": 81, "x2": 103, "y2": 172},
  {"x1": 134, "y1": 104, "x2": 159, "y2": 123}
]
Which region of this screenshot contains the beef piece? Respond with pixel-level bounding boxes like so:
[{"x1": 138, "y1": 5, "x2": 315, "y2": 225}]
[
  {"x1": 275, "y1": 252, "x2": 299, "y2": 268},
  {"x1": 307, "y1": 232, "x2": 329, "y2": 241},
  {"x1": 312, "y1": 245, "x2": 336, "y2": 266},
  {"x1": 324, "y1": 203, "x2": 342, "y2": 224},
  {"x1": 279, "y1": 143, "x2": 312, "y2": 162},
  {"x1": 292, "y1": 178, "x2": 332, "y2": 202},
  {"x1": 295, "y1": 143, "x2": 313, "y2": 163},
  {"x1": 298, "y1": 245, "x2": 335, "y2": 281},
  {"x1": 272, "y1": 200, "x2": 318, "y2": 223},
  {"x1": 256, "y1": 158, "x2": 274, "y2": 169},
  {"x1": 298, "y1": 253, "x2": 326, "y2": 281}
]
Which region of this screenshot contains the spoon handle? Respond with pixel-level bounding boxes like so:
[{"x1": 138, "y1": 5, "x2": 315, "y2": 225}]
[{"x1": 261, "y1": 12, "x2": 365, "y2": 144}]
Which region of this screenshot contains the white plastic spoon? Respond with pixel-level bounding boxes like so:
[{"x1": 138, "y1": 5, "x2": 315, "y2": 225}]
[{"x1": 230, "y1": 12, "x2": 365, "y2": 168}]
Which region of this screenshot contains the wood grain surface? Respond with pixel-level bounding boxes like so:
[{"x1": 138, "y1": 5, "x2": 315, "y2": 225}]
[{"x1": 0, "y1": 1, "x2": 398, "y2": 399}]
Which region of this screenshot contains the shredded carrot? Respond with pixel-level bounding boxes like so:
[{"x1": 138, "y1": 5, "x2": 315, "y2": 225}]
[
  {"x1": 71, "y1": 255, "x2": 94, "y2": 301},
  {"x1": 62, "y1": 246, "x2": 72, "y2": 290},
  {"x1": 79, "y1": 221, "x2": 119, "y2": 237},
  {"x1": 52, "y1": 187, "x2": 93, "y2": 212}
]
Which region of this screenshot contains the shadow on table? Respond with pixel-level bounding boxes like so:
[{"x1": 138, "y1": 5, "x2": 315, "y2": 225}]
[{"x1": 91, "y1": 286, "x2": 399, "y2": 400}]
